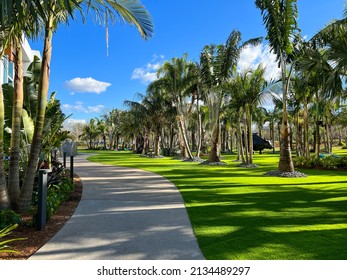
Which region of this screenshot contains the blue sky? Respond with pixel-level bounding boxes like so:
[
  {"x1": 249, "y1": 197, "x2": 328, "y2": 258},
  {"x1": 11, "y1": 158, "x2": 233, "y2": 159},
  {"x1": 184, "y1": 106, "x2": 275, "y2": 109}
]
[{"x1": 28, "y1": 0, "x2": 346, "y2": 126}]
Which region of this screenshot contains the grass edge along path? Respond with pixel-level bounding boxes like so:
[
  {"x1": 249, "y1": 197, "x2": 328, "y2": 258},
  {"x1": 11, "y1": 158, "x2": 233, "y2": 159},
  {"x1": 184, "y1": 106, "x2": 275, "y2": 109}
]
[{"x1": 85, "y1": 150, "x2": 347, "y2": 260}]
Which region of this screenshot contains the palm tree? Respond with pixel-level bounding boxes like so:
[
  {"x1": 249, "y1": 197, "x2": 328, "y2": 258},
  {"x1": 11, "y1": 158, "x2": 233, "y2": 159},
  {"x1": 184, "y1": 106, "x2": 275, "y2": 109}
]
[
  {"x1": 200, "y1": 30, "x2": 261, "y2": 163},
  {"x1": 80, "y1": 118, "x2": 100, "y2": 149},
  {"x1": 17, "y1": 0, "x2": 154, "y2": 212},
  {"x1": 0, "y1": 1, "x2": 42, "y2": 208},
  {"x1": 236, "y1": 65, "x2": 267, "y2": 163},
  {"x1": 297, "y1": 43, "x2": 343, "y2": 158},
  {"x1": 256, "y1": 0, "x2": 300, "y2": 173},
  {"x1": 149, "y1": 54, "x2": 196, "y2": 159}
]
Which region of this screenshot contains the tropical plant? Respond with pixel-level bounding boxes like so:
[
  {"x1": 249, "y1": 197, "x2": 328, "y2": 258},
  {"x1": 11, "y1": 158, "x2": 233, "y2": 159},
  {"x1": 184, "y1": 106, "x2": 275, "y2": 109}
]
[
  {"x1": 0, "y1": 209, "x2": 21, "y2": 228},
  {"x1": 0, "y1": 224, "x2": 26, "y2": 254},
  {"x1": 199, "y1": 30, "x2": 261, "y2": 163},
  {"x1": 256, "y1": 0, "x2": 300, "y2": 173},
  {"x1": 149, "y1": 54, "x2": 197, "y2": 159},
  {"x1": 7, "y1": 0, "x2": 154, "y2": 212}
]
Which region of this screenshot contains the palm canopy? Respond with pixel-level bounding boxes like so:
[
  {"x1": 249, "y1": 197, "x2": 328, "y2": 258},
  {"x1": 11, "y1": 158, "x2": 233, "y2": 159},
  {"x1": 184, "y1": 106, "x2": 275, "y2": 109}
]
[
  {"x1": 255, "y1": 0, "x2": 299, "y2": 61},
  {"x1": 0, "y1": 0, "x2": 153, "y2": 40},
  {"x1": 200, "y1": 30, "x2": 262, "y2": 89}
]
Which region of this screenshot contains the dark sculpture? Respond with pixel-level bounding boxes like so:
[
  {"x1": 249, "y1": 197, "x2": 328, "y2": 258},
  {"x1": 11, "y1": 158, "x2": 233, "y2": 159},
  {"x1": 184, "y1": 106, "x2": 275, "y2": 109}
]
[{"x1": 252, "y1": 133, "x2": 273, "y2": 153}]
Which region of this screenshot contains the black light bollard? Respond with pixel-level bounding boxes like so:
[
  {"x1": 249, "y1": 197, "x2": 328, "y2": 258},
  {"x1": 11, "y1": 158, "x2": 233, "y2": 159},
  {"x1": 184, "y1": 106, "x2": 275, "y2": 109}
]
[
  {"x1": 37, "y1": 169, "x2": 51, "y2": 230},
  {"x1": 63, "y1": 151, "x2": 67, "y2": 167},
  {"x1": 70, "y1": 155, "x2": 74, "y2": 179}
]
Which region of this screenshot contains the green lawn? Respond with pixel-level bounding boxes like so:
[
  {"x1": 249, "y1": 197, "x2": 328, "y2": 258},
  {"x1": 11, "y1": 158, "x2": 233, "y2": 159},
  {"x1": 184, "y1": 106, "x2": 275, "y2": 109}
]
[{"x1": 84, "y1": 150, "x2": 347, "y2": 260}]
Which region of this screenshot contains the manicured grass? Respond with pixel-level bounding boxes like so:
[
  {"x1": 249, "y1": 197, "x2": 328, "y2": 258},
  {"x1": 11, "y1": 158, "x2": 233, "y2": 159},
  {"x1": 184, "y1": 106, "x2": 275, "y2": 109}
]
[{"x1": 84, "y1": 150, "x2": 347, "y2": 260}]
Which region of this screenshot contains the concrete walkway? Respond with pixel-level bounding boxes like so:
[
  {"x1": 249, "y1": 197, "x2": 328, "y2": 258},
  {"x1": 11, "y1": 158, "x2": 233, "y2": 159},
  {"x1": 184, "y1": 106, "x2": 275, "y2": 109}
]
[{"x1": 30, "y1": 154, "x2": 204, "y2": 260}]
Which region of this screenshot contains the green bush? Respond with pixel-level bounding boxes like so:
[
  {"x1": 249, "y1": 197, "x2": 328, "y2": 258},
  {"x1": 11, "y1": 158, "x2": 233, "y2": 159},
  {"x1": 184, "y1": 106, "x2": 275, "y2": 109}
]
[
  {"x1": 293, "y1": 155, "x2": 321, "y2": 168},
  {"x1": 31, "y1": 171, "x2": 74, "y2": 225},
  {"x1": 321, "y1": 155, "x2": 339, "y2": 169},
  {"x1": 0, "y1": 209, "x2": 21, "y2": 228},
  {"x1": 294, "y1": 154, "x2": 347, "y2": 170}
]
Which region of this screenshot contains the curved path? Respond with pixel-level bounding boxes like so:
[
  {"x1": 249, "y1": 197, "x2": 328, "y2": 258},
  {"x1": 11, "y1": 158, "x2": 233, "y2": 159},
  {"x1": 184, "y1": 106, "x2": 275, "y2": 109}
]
[{"x1": 30, "y1": 154, "x2": 204, "y2": 260}]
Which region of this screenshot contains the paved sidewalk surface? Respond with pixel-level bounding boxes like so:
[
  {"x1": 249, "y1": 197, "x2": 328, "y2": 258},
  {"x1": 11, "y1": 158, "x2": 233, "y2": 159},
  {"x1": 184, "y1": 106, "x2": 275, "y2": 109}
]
[{"x1": 30, "y1": 154, "x2": 204, "y2": 260}]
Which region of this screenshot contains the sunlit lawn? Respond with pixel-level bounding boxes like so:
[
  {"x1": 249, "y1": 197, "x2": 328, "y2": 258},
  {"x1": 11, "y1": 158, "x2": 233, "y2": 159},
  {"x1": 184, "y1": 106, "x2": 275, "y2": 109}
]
[{"x1": 84, "y1": 149, "x2": 347, "y2": 260}]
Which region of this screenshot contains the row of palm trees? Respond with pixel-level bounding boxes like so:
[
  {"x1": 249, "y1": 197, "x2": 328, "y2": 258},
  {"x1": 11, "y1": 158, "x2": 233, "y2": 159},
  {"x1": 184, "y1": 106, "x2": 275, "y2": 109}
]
[
  {"x1": 0, "y1": 0, "x2": 153, "y2": 212},
  {"x1": 82, "y1": 1, "x2": 347, "y2": 174}
]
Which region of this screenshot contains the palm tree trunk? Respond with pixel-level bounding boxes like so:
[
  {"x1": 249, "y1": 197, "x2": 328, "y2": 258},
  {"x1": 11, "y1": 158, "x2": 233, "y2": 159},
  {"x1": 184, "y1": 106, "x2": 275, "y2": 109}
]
[
  {"x1": 196, "y1": 103, "x2": 202, "y2": 158},
  {"x1": 315, "y1": 93, "x2": 320, "y2": 159},
  {"x1": 0, "y1": 85, "x2": 10, "y2": 209},
  {"x1": 243, "y1": 112, "x2": 250, "y2": 164},
  {"x1": 278, "y1": 56, "x2": 294, "y2": 173},
  {"x1": 142, "y1": 128, "x2": 149, "y2": 155},
  {"x1": 208, "y1": 119, "x2": 220, "y2": 162},
  {"x1": 247, "y1": 107, "x2": 253, "y2": 164},
  {"x1": 237, "y1": 115, "x2": 246, "y2": 163},
  {"x1": 303, "y1": 95, "x2": 310, "y2": 159},
  {"x1": 178, "y1": 116, "x2": 193, "y2": 159},
  {"x1": 154, "y1": 132, "x2": 160, "y2": 156},
  {"x1": 270, "y1": 120, "x2": 275, "y2": 154},
  {"x1": 18, "y1": 13, "x2": 54, "y2": 212},
  {"x1": 8, "y1": 40, "x2": 24, "y2": 208}
]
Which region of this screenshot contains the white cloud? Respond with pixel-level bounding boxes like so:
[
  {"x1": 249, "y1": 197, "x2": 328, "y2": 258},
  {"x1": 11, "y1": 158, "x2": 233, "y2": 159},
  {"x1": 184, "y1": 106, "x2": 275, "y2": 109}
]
[
  {"x1": 63, "y1": 118, "x2": 86, "y2": 128},
  {"x1": 62, "y1": 102, "x2": 106, "y2": 114},
  {"x1": 131, "y1": 54, "x2": 165, "y2": 84},
  {"x1": 64, "y1": 77, "x2": 111, "y2": 94},
  {"x1": 238, "y1": 44, "x2": 280, "y2": 81}
]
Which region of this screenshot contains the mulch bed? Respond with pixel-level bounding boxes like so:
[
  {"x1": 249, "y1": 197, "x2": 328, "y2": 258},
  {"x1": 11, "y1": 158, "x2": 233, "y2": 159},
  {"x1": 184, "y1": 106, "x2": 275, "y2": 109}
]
[{"x1": 0, "y1": 174, "x2": 83, "y2": 260}]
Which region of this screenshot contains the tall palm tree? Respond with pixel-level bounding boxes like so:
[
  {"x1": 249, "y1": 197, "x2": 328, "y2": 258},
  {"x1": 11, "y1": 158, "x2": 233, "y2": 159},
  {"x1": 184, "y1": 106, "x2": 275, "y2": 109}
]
[
  {"x1": 80, "y1": 118, "x2": 100, "y2": 149},
  {"x1": 0, "y1": 1, "x2": 43, "y2": 208},
  {"x1": 256, "y1": 0, "x2": 300, "y2": 173},
  {"x1": 297, "y1": 43, "x2": 344, "y2": 158},
  {"x1": 15, "y1": 0, "x2": 153, "y2": 212},
  {"x1": 236, "y1": 65, "x2": 267, "y2": 163},
  {"x1": 200, "y1": 30, "x2": 261, "y2": 163},
  {"x1": 149, "y1": 54, "x2": 196, "y2": 159}
]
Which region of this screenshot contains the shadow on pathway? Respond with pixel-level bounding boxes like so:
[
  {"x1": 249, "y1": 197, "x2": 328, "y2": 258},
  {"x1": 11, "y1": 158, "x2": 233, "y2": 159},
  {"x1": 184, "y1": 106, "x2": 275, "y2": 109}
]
[{"x1": 30, "y1": 154, "x2": 204, "y2": 260}]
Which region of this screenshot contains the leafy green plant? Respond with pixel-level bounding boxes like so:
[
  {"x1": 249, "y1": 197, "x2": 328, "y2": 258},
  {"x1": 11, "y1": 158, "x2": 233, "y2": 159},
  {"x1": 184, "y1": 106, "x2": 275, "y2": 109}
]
[
  {"x1": 321, "y1": 155, "x2": 339, "y2": 169},
  {"x1": 0, "y1": 209, "x2": 21, "y2": 228},
  {"x1": 31, "y1": 176, "x2": 74, "y2": 224},
  {"x1": 0, "y1": 224, "x2": 26, "y2": 254}
]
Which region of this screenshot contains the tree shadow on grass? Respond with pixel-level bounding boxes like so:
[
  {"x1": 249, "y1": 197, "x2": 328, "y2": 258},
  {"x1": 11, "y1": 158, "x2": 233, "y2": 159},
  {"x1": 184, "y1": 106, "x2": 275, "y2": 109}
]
[{"x1": 185, "y1": 186, "x2": 347, "y2": 259}]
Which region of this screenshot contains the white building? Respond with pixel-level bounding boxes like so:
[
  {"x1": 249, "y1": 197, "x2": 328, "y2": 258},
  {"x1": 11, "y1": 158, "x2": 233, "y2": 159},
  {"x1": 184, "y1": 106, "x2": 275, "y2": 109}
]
[{"x1": 0, "y1": 35, "x2": 41, "y2": 85}]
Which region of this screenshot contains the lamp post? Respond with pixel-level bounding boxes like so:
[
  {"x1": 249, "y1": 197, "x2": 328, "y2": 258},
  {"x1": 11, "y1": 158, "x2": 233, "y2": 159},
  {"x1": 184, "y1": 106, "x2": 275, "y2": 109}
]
[{"x1": 37, "y1": 168, "x2": 52, "y2": 230}]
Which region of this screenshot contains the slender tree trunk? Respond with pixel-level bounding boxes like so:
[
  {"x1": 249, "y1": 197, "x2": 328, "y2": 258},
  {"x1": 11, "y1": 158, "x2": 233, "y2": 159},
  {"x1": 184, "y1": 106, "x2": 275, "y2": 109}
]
[
  {"x1": 18, "y1": 13, "x2": 54, "y2": 212},
  {"x1": 270, "y1": 121, "x2": 275, "y2": 154},
  {"x1": 278, "y1": 56, "x2": 294, "y2": 173},
  {"x1": 243, "y1": 112, "x2": 250, "y2": 164},
  {"x1": 338, "y1": 126, "x2": 343, "y2": 146},
  {"x1": 207, "y1": 94, "x2": 222, "y2": 163},
  {"x1": 8, "y1": 40, "x2": 24, "y2": 208},
  {"x1": 0, "y1": 83, "x2": 10, "y2": 209},
  {"x1": 142, "y1": 127, "x2": 149, "y2": 155},
  {"x1": 169, "y1": 124, "x2": 175, "y2": 155},
  {"x1": 248, "y1": 107, "x2": 253, "y2": 164},
  {"x1": 196, "y1": 99, "x2": 202, "y2": 158},
  {"x1": 154, "y1": 132, "x2": 160, "y2": 156},
  {"x1": 315, "y1": 93, "x2": 320, "y2": 159},
  {"x1": 303, "y1": 95, "x2": 310, "y2": 159},
  {"x1": 208, "y1": 118, "x2": 221, "y2": 162},
  {"x1": 230, "y1": 128, "x2": 234, "y2": 153},
  {"x1": 178, "y1": 115, "x2": 193, "y2": 159},
  {"x1": 328, "y1": 124, "x2": 333, "y2": 153},
  {"x1": 237, "y1": 115, "x2": 245, "y2": 163}
]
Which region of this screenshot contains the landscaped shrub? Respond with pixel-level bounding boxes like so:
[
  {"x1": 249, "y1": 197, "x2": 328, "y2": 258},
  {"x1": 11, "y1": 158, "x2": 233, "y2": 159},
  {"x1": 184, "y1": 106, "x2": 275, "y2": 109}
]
[
  {"x1": 32, "y1": 177, "x2": 73, "y2": 223},
  {"x1": 0, "y1": 209, "x2": 21, "y2": 228},
  {"x1": 31, "y1": 160, "x2": 74, "y2": 224},
  {"x1": 294, "y1": 154, "x2": 347, "y2": 170},
  {"x1": 293, "y1": 155, "x2": 321, "y2": 168}
]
